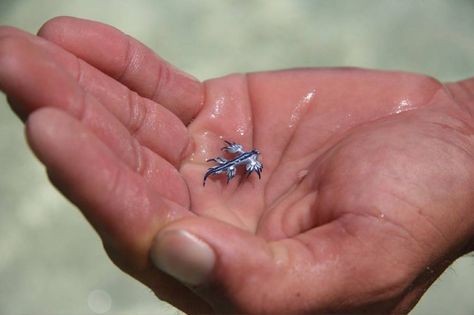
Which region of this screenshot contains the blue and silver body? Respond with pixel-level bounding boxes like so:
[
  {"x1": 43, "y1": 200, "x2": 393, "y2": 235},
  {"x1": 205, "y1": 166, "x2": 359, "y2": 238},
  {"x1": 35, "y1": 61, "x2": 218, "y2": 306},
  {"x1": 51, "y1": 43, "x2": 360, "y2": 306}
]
[{"x1": 203, "y1": 140, "x2": 263, "y2": 186}]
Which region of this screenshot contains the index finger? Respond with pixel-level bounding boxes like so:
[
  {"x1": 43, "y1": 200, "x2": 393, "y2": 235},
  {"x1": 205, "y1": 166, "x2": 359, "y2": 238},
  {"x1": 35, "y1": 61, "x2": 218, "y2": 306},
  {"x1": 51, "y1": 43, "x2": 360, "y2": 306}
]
[{"x1": 38, "y1": 16, "x2": 204, "y2": 124}]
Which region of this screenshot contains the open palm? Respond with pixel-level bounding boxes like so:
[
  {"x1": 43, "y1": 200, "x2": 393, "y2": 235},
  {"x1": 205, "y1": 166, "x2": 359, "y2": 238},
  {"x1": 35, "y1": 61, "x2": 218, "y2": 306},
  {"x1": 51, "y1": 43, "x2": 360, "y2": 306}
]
[{"x1": 1, "y1": 17, "x2": 473, "y2": 314}]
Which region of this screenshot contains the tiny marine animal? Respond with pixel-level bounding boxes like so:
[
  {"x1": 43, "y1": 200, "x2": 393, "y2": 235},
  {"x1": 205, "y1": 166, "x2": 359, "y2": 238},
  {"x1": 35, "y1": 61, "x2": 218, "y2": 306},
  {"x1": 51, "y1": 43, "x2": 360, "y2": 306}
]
[{"x1": 203, "y1": 140, "x2": 263, "y2": 186}]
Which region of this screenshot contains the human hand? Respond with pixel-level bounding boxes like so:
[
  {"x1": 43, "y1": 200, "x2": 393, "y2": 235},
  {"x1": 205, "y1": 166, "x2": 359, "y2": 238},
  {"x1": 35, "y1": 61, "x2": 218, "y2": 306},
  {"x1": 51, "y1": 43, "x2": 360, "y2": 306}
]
[{"x1": 1, "y1": 17, "x2": 473, "y2": 314}]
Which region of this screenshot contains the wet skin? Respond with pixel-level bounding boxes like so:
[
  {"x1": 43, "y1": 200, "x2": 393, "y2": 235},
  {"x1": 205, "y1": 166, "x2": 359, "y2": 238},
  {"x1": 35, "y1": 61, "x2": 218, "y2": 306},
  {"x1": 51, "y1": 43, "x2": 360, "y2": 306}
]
[{"x1": 1, "y1": 17, "x2": 474, "y2": 314}]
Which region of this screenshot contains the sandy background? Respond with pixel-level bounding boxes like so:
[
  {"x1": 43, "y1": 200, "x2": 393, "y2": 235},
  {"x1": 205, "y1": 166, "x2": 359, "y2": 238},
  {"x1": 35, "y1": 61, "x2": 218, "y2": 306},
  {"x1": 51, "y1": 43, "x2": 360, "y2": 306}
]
[{"x1": 0, "y1": 1, "x2": 473, "y2": 314}]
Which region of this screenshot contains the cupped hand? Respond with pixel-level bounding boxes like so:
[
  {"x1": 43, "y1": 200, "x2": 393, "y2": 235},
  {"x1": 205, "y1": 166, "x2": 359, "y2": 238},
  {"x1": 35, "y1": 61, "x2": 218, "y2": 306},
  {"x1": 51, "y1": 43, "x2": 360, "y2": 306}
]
[{"x1": 1, "y1": 17, "x2": 473, "y2": 314}]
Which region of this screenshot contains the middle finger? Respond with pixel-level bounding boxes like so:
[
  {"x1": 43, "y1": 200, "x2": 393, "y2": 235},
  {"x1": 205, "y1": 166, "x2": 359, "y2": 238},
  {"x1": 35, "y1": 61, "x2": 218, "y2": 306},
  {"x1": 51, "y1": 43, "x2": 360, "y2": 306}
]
[
  {"x1": 0, "y1": 26, "x2": 190, "y2": 166},
  {"x1": 0, "y1": 34, "x2": 189, "y2": 207}
]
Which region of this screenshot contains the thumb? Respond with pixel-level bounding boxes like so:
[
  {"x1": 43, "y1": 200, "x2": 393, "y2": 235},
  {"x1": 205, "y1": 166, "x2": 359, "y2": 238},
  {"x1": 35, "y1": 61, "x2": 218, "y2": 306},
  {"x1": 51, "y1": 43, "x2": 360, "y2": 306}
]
[
  {"x1": 149, "y1": 217, "x2": 277, "y2": 311},
  {"x1": 149, "y1": 215, "x2": 426, "y2": 314}
]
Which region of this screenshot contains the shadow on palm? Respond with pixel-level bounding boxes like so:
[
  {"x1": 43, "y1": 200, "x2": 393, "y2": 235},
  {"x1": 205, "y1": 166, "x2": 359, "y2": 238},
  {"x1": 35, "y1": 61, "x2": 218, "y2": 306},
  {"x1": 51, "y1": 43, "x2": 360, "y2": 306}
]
[{"x1": 183, "y1": 69, "x2": 464, "y2": 242}]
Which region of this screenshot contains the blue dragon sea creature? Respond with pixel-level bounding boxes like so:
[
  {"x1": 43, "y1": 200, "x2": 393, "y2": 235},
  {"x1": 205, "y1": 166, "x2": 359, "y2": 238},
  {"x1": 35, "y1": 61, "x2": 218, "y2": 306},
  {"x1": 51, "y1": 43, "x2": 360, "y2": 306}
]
[{"x1": 203, "y1": 140, "x2": 263, "y2": 186}]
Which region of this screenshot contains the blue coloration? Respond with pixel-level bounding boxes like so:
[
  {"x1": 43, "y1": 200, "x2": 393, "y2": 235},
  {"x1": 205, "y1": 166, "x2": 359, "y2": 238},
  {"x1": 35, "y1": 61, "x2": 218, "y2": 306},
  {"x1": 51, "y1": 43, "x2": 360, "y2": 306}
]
[{"x1": 203, "y1": 140, "x2": 263, "y2": 186}]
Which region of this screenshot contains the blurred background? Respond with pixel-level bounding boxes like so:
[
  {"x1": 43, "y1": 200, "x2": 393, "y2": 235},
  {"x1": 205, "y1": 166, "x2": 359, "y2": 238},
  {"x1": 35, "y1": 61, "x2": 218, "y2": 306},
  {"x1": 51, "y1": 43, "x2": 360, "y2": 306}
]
[{"x1": 0, "y1": 0, "x2": 473, "y2": 314}]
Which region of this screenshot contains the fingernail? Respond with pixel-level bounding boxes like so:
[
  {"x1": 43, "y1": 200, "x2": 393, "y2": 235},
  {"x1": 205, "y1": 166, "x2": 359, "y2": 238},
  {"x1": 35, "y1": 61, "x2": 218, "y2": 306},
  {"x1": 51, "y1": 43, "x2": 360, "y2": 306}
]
[{"x1": 150, "y1": 230, "x2": 215, "y2": 286}]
